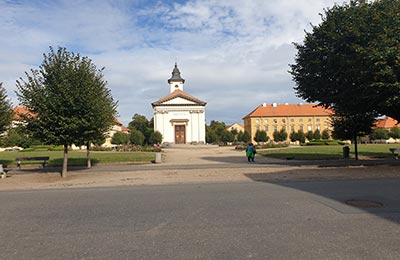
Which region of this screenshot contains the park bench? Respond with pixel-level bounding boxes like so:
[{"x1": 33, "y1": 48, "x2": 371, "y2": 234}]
[
  {"x1": 16, "y1": 157, "x2": 50, "y2": 169},
  {"x1": 389, "y1": 148, "x2": 400, "y2": 159}
]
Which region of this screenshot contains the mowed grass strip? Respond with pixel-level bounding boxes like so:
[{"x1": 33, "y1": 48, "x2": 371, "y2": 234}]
[
  {"x1": 258, "y1": 144, "x2": 400, "y2": 160},
  {"x1": 0, "y1": 150, "x2": 156, "y2": 167}
]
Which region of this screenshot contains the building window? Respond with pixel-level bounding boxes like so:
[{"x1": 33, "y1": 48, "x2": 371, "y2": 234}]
[
  {"x1": 291, "y1": 126, "x2": 295, "y2": 132},
  {"x1": 317, "y1": 125, "x2": 321, "y2": 131},
  {"x1": 264, "y1": 126, "x2": 268, "y2": 132},
  {"x1": 264, "y1": 119, "x2": 268, "y2": 123},
  {"x1": 299, "y1": 125, "x2": 303, "y2": 131},
  {"x1": 282, "y1": 126, "x2": 286, "y2": 131},
  {"x1": 316, "y1": 118, "x2": 320, "y2": 122},
  {"x1": 256, "y1": 126, "x2": 260, "y2": 131},
  {"x1": 273, "y1": 126, "x2": 278, "y2": 131},
  {"x1": 282, "y1": 119, "x2": 286, "y2": 123},
  {"x1": 273, "y1": 119, "x2": 277, "y2": 123},
  {"x1": 290, "y1": 118, "x2": 294, "y2": 123},
  {"x1": 307, "y1": 125, "x2": 312, "y2": 131},
  {"x1": 308, "y1": 118, "x2": 312, "y2": 122},
  {"x1": 256, "y1": 119, "x2": 259, "y2": 123},
  {"x1": 299, "y1": 118, "x2": 303, "y2": 122}
]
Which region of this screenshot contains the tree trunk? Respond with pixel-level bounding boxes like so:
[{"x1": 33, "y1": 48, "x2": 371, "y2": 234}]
[
  {"x1": 86, "y1": 142, "x2": 91, "y2": 169},
  {"x1": 354, "y1": 133, "x2": 359, "y2": 160},
  {"x1": 62, "y1": 144, "x2": 68, "y2": 178}
]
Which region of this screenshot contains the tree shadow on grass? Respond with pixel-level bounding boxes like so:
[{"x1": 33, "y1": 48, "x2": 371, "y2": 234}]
[
  {"x1": 48, "y1": 158, "x2": 100, "y2": 167},
  {"x1": 201, "y1": 154, "x2": 400, "y2": 168},
  {"x1": 245, "y1": 167, "x2": 400, "y2": 225}
]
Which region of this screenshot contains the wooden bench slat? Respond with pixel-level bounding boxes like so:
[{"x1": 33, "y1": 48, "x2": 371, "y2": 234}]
[{"x1": 16, "y1": 157, "x2": 50, "y2": 161}]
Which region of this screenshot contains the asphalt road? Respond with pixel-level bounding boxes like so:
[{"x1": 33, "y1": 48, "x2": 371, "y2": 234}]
[{"x1": 1, "y1": 179, "x2": 399, "y2": 260}]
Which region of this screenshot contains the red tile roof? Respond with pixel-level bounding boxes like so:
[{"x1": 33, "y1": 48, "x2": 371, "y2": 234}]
[
  {"x1": 113, "y1": 118, "x2": 130, "y2": 133},
  {"x1": 243, "y1": 103, "x2": 332, "y2": 119},
  {"x1": 12, "y1": 106, "x2": 33, "y2": 120},
  {"x1": 374, "y1": 117, "x2": 399, "y2": 129},
  {"x1": 152, "y1": 89, "x2": 206, "y2": 106}
]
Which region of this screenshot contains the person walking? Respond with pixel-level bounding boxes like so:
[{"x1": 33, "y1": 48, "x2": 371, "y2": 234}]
[{"x1": 245, "y1": 143, "x2": 256, "y2": 162}]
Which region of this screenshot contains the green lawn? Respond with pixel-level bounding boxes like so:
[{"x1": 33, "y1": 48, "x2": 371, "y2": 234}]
[
  {"x1": 0, "y1": 150, "x2": 156, "y2": 167},
  {"x1": 258, "y1": 143, "x2": 400, "y2": 160}
]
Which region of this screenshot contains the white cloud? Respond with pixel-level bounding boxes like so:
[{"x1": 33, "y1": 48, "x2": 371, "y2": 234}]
[{"x1": 0, "y1": 0, "x2": 341, "y2": 125}]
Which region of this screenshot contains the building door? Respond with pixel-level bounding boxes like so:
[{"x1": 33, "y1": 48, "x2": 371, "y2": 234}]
[{"x1": 175, "y1": 125, "x2": 186, "y2": 144}]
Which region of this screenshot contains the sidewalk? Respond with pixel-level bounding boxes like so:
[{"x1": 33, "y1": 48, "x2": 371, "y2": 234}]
[{"x1": 1, "y1": 146, "x2": 399, "y2": 191}]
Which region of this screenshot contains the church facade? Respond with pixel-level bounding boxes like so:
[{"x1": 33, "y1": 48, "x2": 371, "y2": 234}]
[{"x1": 152, "y1": 64, "x2": 206, "y2": 144}]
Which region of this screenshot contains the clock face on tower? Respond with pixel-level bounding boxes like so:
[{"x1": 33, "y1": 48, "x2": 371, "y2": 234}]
[{"x1": 175, "y1": 85, "x2": 179, "y2": 88}]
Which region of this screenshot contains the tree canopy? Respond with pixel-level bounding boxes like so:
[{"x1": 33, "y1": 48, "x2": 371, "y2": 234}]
[
  {"x1": 128, "y1": 114, "x2": 153, "y2": 144},
  {"x1": 290, "y1": 0, "x2": 400, "y2": 121},
  {"x1": 254, "y1": 130, "x2": 269, "y2": 143},
  {"x1": 16, "y1": 47, "x2": 117, "y2": 177},
  {"x1": 0, "y1": 83, "x2": 13, "y2": 134}
]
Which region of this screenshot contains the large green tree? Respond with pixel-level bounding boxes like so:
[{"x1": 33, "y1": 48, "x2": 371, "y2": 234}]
[
  {"x1": 254, "y1": 130, "x2": 269, "y2": 144},
  {"x1": 128, "y1": 114, "x2": 153, "y2": 144},
  {"x1": 16, "y1": 47, "x2": 117, "y2": 177},
  {"x1": 72, "y1": 54, "x2": 117, "y2": 168},
  {"x1": 149, "y1": 131, "x2": 163, "y2": 145},
  {"x1": 290, "y1": 0, "x2": 400, "y2": 131},
  {"x1": 0, "y1": 83, "x2": 13, "y2": 135}
]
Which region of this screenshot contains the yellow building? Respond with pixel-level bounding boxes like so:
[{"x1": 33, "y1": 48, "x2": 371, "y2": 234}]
[
  {"x1": 226, "y1": 123, "x2": 244, "y2": 133},
  {"x1": 243, "y1": 103, "x2": 332, "y2": 141}
]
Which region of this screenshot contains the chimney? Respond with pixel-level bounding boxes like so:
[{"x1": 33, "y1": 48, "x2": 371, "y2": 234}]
[
  {"x1": 262, "y1": 103, "x2": 267, "y2": 107},
  {"x1": 272, "y1": 103, "x2": 277, "y2": 108}
]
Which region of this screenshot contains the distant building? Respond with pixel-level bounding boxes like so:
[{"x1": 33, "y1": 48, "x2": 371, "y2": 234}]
[
  {"x1": 12, "y1": 107, "x2": 129, "y2": 148},
  {"x1": 102, "y1": 118, "x2": 130, "y2": 148},
  {"x1": 374, "y1": 116, "x2": 399, "y2": 129},
  {"x1": 243, "y1": 103, "x2": 333, "y2": 141},
  {"x1": 152, "y1": 64, "x2": 206, "y2": 144},
  {"x1": 11, "y1": 106, "x2": 31, "y2": 127},
  {"x1": 226, "y1": 123, "x2": 244, "y2": 133}
]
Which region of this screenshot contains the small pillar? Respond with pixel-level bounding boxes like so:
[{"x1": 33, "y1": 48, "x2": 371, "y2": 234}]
[{"x1": 155, "y1": 153, "x2": 162, "y2": 163}]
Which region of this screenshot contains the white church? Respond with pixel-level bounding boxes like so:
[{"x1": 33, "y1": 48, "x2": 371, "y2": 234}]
[{"x1": 152, "y1": 64, "x2": 207, "y2": 144}]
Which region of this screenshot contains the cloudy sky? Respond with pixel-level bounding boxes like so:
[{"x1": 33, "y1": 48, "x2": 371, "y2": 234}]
[{"x1": 0, "y1": 0, "x2": 344, "y2": 126}]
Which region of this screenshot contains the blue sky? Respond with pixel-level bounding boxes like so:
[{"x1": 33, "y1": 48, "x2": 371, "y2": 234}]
[{"x1": 0, "y1": 0, "x2": 342, "y2": 126}]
